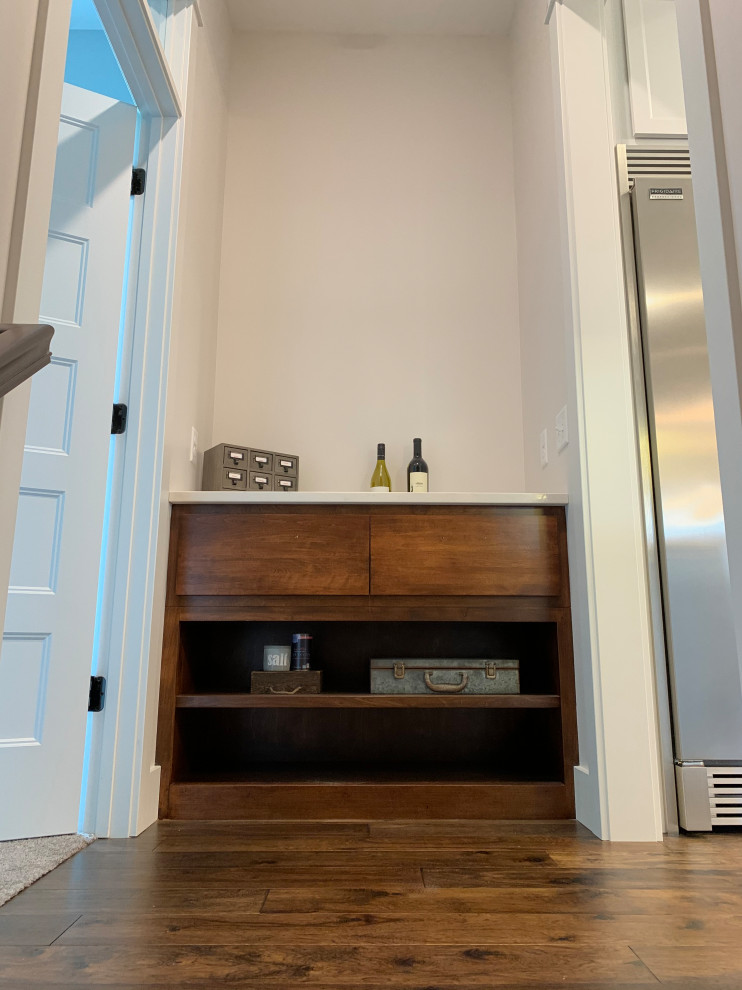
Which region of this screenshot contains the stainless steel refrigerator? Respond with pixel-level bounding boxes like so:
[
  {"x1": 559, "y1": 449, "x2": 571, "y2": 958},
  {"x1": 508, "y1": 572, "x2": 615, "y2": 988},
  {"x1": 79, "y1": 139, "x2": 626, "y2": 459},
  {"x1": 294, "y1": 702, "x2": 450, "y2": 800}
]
[{"x1": 620, "y1": 147, "x2": 742, "y2": 830}]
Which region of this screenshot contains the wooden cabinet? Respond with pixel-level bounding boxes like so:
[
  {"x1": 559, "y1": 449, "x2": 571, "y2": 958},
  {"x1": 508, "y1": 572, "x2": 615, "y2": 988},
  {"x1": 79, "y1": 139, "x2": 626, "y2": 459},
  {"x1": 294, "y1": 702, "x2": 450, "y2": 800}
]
[
  {"x1": 157, "y1": 502, "x2": 577, "y2": 821},
  {"x1": 370, "y1": 508, "x2": 562, "y2": 597},
  {"x1": 174, "y1": 507, "x2": 370, "y2": 597}
]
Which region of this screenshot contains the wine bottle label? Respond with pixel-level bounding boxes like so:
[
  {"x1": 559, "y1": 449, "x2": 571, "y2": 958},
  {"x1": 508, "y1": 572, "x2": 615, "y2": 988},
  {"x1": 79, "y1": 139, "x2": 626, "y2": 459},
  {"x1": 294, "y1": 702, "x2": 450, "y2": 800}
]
[
  {"x1": 371, "y1": 486, "x2": 390, "y2": 493},
  {"x1": 409, "y1": 472, "x2": 428, "y2": 493}
]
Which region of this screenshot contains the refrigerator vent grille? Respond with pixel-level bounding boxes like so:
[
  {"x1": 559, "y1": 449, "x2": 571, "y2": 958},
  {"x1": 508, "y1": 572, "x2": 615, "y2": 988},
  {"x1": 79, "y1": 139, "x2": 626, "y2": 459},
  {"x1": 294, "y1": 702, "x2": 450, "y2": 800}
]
[
  {"x1": 626, "y1": 148, "x2": 692, "y2": 178},
  {"x1": 708, "y1": 768, "x2": 742, "y2": 825}
]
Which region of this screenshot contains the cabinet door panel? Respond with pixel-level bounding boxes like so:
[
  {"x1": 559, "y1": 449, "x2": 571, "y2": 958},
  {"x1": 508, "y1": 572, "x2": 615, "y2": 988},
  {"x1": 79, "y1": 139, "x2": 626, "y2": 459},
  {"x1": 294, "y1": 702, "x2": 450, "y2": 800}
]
[
  {"x1": 175, "y1": 510, "x2": 370, "y2": 596},
  {"x1": 623, "y1": 0, "x2": 687, "y2": 138},
  {"x1": 370, "y1": 510, "x2": 562, "y2": 597}
]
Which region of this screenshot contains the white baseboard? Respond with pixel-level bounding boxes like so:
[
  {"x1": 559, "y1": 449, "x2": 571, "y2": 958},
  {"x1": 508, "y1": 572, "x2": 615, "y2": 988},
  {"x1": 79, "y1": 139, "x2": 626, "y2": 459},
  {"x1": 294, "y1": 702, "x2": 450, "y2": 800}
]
[
  {"x1": 135, "y1": 764, "x2": 161, "y2": 836},
  {"x1": 574, "y1": 764, "x2": 603, "y2": 838}
]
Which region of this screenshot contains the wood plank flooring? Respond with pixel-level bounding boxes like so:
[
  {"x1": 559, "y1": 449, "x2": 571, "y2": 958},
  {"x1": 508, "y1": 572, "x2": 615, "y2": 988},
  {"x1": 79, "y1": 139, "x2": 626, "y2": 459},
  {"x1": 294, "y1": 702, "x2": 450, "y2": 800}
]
[{"x1": 0, "y1": 819, "x2": 741, "y2": 988}]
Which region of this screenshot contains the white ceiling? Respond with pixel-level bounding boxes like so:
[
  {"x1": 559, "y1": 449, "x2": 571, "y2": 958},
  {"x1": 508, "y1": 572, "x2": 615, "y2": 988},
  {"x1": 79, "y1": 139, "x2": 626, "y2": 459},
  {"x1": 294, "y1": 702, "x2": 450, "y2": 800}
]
[{"x1": 225, "y1": 0, "x2": 518, "y2": 36}]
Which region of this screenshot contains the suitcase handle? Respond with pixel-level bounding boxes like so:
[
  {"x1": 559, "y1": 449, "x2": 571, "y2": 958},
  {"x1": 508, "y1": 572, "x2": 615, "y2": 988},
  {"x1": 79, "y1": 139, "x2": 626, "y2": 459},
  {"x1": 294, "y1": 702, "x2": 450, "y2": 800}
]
[
  {"x1": 268, "y1": 686, "x2": 302, "y2": 695},
  {"x1": 424, "y1": 671, "x2": 469, "y2": 693}
]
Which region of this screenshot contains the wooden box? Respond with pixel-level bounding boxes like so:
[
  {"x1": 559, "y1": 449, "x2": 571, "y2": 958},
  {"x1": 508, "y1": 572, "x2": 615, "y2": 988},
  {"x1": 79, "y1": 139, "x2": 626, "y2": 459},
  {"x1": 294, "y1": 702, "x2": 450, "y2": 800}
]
[
  {"x1": 251, "y1": 670, "x2": 322, "y2": 695},
  {"x1": 202, "y1": 444, "x2": 300, "y2": 492}
]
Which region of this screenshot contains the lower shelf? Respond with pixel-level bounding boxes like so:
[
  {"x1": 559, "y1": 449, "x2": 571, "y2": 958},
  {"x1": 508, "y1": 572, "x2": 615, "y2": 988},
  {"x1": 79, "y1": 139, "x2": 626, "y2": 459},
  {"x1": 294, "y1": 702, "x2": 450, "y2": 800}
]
[
  {"x1": 176, "y1": 764, "x2": 561, "y2": 784},
  {"x1": 175, "y1": 693, "x2": 560, "y2": 709},
  {"x1": 167, "y1": 777, "x2": 572, "y2": 821}
]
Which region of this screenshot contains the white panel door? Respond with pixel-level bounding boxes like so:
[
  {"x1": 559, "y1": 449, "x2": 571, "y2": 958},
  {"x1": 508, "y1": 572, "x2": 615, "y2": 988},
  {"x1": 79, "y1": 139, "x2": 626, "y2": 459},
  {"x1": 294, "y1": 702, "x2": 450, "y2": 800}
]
[
  {"x1": 623, "y1": 0, "x2": 688, "y2": 137},
  {"x1": 0, "y1": 85, "x2": 136, "y2": 840}
]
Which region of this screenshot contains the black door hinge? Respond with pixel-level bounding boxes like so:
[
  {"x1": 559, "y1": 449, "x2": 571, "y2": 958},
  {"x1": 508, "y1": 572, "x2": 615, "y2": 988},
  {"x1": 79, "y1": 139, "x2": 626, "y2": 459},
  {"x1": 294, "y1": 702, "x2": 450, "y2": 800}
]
[
  {"x1": 111, "y1": 403, "x2": 128, "y2": 435},
  {"x1": 88, "y1": 676, "x2": 106, "y2": 713},
  {"x1": 131, "y1": 167, "x2": 146, "y2": 196}
]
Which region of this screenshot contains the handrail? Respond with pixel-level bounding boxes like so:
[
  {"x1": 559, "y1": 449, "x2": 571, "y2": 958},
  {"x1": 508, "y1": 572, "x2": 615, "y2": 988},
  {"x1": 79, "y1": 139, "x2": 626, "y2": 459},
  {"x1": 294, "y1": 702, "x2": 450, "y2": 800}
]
[{"x1": 0, "y1": 324, "x2": 54, "y2": 400}]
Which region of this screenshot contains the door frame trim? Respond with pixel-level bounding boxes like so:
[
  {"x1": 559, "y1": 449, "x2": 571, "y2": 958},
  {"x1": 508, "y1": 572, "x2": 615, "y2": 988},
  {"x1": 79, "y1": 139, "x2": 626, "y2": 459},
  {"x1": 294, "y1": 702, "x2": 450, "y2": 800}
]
[
  {"x1": 549, "y1": 0, "x2": 664, "y2": 840},
  {"x1": 95, "y1": 0, "x2": 183, "y2": 117},
  {"x1": 80, "y1": 0, "x2": 196, "y2": 837}
]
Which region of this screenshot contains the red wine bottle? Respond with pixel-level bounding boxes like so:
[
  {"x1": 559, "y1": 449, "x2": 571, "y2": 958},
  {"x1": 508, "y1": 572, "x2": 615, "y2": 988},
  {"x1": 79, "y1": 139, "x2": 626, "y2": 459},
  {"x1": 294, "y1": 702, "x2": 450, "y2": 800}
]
[{"x1": 407, "y1": 438, "x2": 429, "y2": 492}]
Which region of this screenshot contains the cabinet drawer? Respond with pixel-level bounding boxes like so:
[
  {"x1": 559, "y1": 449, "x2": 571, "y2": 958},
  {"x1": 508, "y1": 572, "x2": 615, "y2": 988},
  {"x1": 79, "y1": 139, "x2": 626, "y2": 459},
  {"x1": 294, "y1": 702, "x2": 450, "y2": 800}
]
[
  {"x1": 248, "y1": 471, "x2": 272, "y2": 491},
  {"x1": 223, "y1": 468, "x2": 247, "y2": 490},
  {"x1": 223, "y1": 446, "x2": 248, "y2": 469},
  {"x1": 370, "y1": 509, "x2": 562, "y2": 597},
  {"x1": 175, "y1": 510, "x2": 370, "y2": 597}
]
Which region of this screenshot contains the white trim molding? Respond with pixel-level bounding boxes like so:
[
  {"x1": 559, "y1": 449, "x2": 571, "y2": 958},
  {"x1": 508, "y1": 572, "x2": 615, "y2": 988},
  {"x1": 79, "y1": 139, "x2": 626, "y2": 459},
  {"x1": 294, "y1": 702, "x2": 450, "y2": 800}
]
[
  {"x1": 89, "y1": 114, "x2": 188, "y2": 837},
  {"x1": 84, "y1": 0, "x2": 195, "y2": 837},
  {"x1": 545, "y1": 0, "x2": 564, "y2": 26},
  {"x1": 95, "y1": 0, "x2": 183, "y2": 117},
  {"x1": 550, "y1": 0, "x2": 664, "y2": 840},
  {"x1": 190, "y1": 0, "x2": 204, "y2": 28}
]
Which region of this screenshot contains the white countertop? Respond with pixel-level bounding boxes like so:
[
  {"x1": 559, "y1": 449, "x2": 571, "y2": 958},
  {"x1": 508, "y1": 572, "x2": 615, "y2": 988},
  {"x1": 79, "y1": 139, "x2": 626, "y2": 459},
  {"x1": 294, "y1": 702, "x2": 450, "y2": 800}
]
[{"x1": 169, "y1": 491, "x2": 568, "y2": 506}]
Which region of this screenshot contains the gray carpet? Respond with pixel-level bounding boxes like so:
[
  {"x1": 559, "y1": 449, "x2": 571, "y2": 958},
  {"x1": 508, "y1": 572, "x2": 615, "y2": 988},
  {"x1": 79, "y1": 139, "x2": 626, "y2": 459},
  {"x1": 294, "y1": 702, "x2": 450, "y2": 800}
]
[{"x1": 0, "y1": 833, "x2": 94, "y2": 906}]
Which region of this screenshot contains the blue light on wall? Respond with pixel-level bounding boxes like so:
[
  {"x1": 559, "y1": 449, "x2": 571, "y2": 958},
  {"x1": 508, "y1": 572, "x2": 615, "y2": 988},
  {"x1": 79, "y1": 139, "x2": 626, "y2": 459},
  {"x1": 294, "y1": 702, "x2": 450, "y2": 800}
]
[{"x1": 65, "y1": 0, "x2": 135, "y2": 105}]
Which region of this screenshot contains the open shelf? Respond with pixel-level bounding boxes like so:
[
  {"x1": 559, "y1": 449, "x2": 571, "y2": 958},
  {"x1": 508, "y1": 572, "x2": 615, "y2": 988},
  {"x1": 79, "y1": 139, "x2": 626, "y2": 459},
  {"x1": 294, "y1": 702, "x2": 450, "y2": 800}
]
[
  {"x1": 169, "y1": 618, "x2": 568, "y2": 819},
  {"x1": 175, "y1": 765, "x2": 561, "y2": 784},
  {"x1": 179, "y1": 620, "x2": 562, "y2": 696},
  {"x1": 175, "y1": 705, "x2": 565, "y2": 783},
  {"x1": 175, "y1": 692, "x2": 561, "y2": 709}
]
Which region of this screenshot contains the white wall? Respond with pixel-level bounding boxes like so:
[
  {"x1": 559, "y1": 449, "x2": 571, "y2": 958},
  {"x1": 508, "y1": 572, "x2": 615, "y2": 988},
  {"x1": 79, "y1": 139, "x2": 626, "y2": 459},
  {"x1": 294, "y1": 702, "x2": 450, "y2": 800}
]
[
  {"x1": 213, "y1": 32, "x2": 525, "y2": 493},
  {"x1": 136, "y1": 0, "x2": 232, "y2": 830},
  {"x1": 163, "y1": 3, "x2": 230, "y2": 493},
  {"x1": 510, "y1": 1, "x2": 569, "y2": 494}
]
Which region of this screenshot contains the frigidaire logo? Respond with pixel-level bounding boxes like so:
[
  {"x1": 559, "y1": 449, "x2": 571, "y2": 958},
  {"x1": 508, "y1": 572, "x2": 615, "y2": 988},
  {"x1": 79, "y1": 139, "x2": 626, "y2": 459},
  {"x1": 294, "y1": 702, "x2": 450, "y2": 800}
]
[{"x1": 649, "y1": 187, "x2": 684, "y2": 200}]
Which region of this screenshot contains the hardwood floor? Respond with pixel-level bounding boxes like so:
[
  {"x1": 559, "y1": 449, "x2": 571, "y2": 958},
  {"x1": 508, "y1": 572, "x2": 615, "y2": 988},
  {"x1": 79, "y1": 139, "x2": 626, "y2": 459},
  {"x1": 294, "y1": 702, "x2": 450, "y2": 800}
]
[{"x1": 0, "y1": 819, "x2": 741, "y2": 987}]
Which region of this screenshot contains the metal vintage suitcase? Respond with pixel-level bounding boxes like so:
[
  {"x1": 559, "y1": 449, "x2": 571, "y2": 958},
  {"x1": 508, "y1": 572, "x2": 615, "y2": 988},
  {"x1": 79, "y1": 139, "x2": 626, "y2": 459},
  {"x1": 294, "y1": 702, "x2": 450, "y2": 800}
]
[{"x1": 370, "y1": 658, "x2": 520, "y2": 695}]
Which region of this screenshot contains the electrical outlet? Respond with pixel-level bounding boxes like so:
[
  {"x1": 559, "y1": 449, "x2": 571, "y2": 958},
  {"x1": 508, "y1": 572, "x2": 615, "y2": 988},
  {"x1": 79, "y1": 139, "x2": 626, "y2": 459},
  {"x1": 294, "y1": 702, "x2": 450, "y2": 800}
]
[
  {"x1": 539, "y1": 428, "x2": 548, "y2": 468},
  {"x1": 555, "y1": 406, "x2": 569, "y2": 452},
  {"x1": 189, "y1": 426, "x2": 199, "y2": 464}
]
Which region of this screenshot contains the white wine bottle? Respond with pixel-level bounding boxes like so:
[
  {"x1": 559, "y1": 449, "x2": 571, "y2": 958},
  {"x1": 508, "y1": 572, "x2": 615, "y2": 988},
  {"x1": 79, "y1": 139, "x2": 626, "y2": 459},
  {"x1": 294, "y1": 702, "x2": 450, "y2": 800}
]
[
  {"x1": 370, "y1": 443, "x2": 391, "y2": 492},
  {"x1": 407, "y1": 437, "x2": 429, "y2": 492}
]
